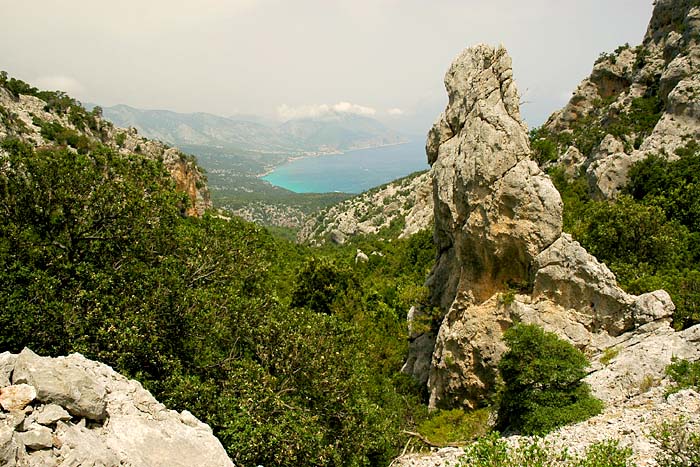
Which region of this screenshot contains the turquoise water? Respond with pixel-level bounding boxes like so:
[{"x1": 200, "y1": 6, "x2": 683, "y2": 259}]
[{"x1": 262, "y1": 141, "x2": 428, "y2": 193}]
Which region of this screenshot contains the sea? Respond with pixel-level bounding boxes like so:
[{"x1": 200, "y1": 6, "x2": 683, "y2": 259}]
[{"x1": 261, "y1": 141, "x2": 428, "y2": 194}]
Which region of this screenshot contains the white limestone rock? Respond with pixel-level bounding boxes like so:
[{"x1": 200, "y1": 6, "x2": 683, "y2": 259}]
[
  {"x1": 0, "y1": 384, "x2": 37, "y2": 412},
  {"x1": 34, "y1": 404, "x2": 71, "y2": 426},
  {"x1": 0, "y1": 349, "x2": 235, "y2": 467},
  {"x1": 12, "y1": 349, "x2": 107, "y2": 421}
]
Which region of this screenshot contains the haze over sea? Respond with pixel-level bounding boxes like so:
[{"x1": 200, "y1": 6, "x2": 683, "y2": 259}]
[{"x1": 262, "y1": 141, "x2": 428, "y2": 193}]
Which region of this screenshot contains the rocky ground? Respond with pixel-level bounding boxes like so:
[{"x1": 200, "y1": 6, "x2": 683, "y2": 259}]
[
  {"x1": 0, "y1": 349, "x2": 233, "y2": 467},
  {"x1": 394, "y1": 385, "x2": 700, "y2": 467}
]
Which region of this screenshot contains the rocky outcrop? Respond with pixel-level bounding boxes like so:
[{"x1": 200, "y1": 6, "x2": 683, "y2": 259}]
[
  {"x1": 404, "y1": 44, "x2": 563, "y2": 401},
  {"x1": 397, "y1": 315, "x2": 700, "y2": 466},
  {"x1": 297, "y1": 170, "x2": 433, "y2": 245},
  {"x1": 425, "y1": 45, "x2": 563, "y2": 309},
  {"x1": 0, "y1": 83, "x2": 211, "y2": 216},
  {"x1": 0, "y1": 348, "x2": 234, "y2": 467},
  {"x1": 545, "y1": 0, "x2": 700, "y2": 199},
  {"x1": 394, "y1": 385, "x2": 700, "y2": 467},
  {"x1": 404, "y1": 42, "x2": 690, "y2": 411}
]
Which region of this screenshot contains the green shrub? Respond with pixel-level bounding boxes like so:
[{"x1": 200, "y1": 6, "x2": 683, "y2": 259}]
[
  {"x1": 600, "y1": 347, "x2": 620, "y2": 365},
  {"x1": 497, "y1": 324, "x2": 603, "y2": 435},
  {"x1": 653, "y1": 418, "x2": 700, "y2": 467},
  {"x1": 459, "y1": 432, "x2": 511, "y2": 467},
  {"x1": 572, "y1": 440, "x2": 633, "y2": 467},
  {"x1": 290, "y1": 256, "x2": 357, "y2": 314},
  {"x1": 458, "y1": 435, "x2": 632, "y2": 467},
  {"x1": 665, "y1": 358, "x2": 700, "y2": 394},
  {"x1": 530, "y1": 126, "x2": 559, "y2": 166}
]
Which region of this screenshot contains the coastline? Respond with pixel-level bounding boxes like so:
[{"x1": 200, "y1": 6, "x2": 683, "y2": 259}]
[
  {"x1": 258, "y1": 140, "x2": 427, "y2": 194},
  {"x1": 256, "y1": 140, "x2": 411, "y2": 178}
]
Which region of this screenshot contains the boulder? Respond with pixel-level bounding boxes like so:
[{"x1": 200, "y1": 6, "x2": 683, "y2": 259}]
[
  {"x1": 35, "y1": 404, "x2": 71, "y2": 426},
  {"x1": 12, "y1": 348, "x2": 107, "y2": 421},
  {"x1": 0, "y1": 349, "x2": 235, "y2": 467},
  {"x1": 19, "y1": 425, "x2": 53, "y2": 450},
  {"x1": 0, "y1": 352, "x2": 16, "y2": 388},
  {"x1": 532, "y1": 233, "x2": 636, "y2": 336}
]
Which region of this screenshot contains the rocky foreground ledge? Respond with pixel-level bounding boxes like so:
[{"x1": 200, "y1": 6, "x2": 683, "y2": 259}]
[
  {"x1": 0, "y1": 348, "x2": 234, "y2": 467},
  {"x1": 394, "y1": 384, "x2": 700, "y2": 467}
]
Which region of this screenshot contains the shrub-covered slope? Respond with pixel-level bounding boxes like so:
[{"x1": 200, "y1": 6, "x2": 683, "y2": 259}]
[
  {"x1": 0, "y1": 71, "x2": 442, "y2": 465},
  {"x1": 530, "y1": 0, "x2": 700, "y2": 330},
  {"x1": 0, "y1": 72, "x2": 210, "y2": 216},
  {"x1": 298, "y1": 170, "x2": 434, "y2": 245}
]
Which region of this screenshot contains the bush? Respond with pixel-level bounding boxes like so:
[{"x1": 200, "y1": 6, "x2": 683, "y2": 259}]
[
  {"x1": 573, "y1": 440, "x2": 633, "y2": 467},
  {"x1": 497, "y1": 324, "x2": 603, "y2": 435},
  {"x1": 290, "y1": 256, "x2": 357, "y2": 314},
  {"x1": 653, "y1": 418, "x2": 700, "y2": 467},
  {"x1": 665, "y1": 358, "x2": 700, "y2": 394},
  {"x1": 416, "y1": 408, "x2": 491, "y2": 445},
  {"x1": 458, "y1": 434, "x2": 632, "y2": 467}
]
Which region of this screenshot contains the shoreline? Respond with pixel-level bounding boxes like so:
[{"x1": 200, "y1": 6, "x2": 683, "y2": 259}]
[{"x1": 256, "y1": 140, "x2": 411, "y2": 178}]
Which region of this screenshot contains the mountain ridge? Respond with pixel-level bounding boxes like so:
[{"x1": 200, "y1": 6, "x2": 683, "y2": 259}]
[{"x1": 95, "y1": 102, "x2": 408, "y2": 160}]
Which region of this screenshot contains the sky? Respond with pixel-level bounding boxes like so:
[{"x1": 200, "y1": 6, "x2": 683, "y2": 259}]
[{"x1": 1, "y1": 0, "x2": 654, "y2": 135}]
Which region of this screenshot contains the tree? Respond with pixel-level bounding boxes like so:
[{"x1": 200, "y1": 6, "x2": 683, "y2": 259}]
[
  {"x1": 496, "y1": 324, "x2": 603, "y2": 435},
  {"x1": 290, "y1": 256, "x2": 357, "y2": 314}
]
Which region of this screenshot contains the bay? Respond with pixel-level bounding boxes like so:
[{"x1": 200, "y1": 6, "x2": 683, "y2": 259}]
[{"x1": 262, "y1": 141, "x2": 428, "y2": 193}]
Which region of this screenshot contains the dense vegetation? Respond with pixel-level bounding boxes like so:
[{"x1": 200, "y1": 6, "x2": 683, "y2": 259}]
[
  {"x1": 0, "y1": 131, "x2": 439, "y2": 465},
  {"x1": 546, "y1": 140, "x2": 700, "y2": 329}
]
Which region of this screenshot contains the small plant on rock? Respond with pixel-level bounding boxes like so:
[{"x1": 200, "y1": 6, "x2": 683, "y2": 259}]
[{"x1": 653, "y1": 418, "x2": 700, "y2": 467}]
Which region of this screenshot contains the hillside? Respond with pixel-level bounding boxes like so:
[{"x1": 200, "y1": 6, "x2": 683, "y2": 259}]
[
  {"x1": 532, "y1": 0, "x2": 700, "y2": 199},
  {"x1": 0, "y1": 71, "x2": 437, "y2": 466},
  {"x1": 0, "y1": 75, "x2": 210, "y2": 216},
  {"x1": 297, "y1": 170, "x2": 433, "y2": 244}
]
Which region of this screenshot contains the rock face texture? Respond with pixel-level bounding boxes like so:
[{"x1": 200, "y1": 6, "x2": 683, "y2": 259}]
[
  {"x1": 425, "y1": 45, "x2": 563, "y2": 309},
  {"x1": 404, "y1": 41, "x2": 696, "y2": 411},
  {"x1": 0, "y1": 83, "x2": 211, "y2": 216},
  {"x1": 544, "y1": 0, "x2": 700, "y2": 199},
  {"x1": 0, "y1": 348, "x2": 234, "y2": 467},
  {"x1": 297, "y1": 170, "x2": 434, "y2": 245},
  {"x1": 404, "y1": 44, "x2": 564, "y2": 405}
]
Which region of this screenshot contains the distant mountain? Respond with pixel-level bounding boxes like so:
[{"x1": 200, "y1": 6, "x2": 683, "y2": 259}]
[{"x1": 95, "y1": 104, "x2": 407, "y2": 157}]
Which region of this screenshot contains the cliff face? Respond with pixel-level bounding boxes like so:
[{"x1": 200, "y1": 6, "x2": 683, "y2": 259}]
[
  {"x1": 0, "y1": 348, "x2": 233, "y2": 467},
  {"x1": 0, "y1": 81, "x2": 210, "y2": 216},
  {"x1": 543, "y1": 0, "x2": 700, "y2": 198},
  {"x1": 403, "y1": 40, "x2": 698, "y2": 413}
]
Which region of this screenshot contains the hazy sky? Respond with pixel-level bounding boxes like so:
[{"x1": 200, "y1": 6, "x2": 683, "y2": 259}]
[{"x1": 1, "y1": 0, "x2": 654, "y2": 134}]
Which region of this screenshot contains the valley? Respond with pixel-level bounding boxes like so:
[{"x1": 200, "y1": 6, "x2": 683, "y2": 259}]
[{"x1": 1, "y1": 1, "x2": 700, "y2": 466}]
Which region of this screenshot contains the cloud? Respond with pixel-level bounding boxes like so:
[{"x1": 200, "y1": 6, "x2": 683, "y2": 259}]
[
  {"x1": 277, "y1": 101, "x2": 377, "y2": 120},
  {"x1": 33, "y1": 75, "x2": 86, "y2": 97},
  {"x1": 387, "y1": 108, "x2": 403, "y2": 116}
]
